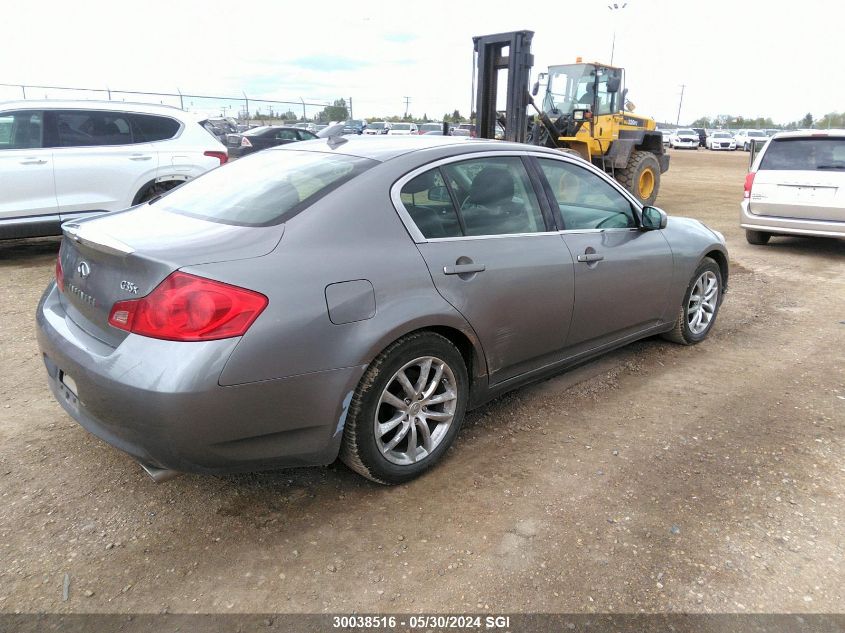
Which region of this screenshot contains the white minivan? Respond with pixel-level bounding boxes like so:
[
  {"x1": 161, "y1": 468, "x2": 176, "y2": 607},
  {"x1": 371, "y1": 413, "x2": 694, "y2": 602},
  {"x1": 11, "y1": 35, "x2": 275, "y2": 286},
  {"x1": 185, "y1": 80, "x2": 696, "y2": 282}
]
[
  {"x1": 741, "y1": 130, "x2": 845, "y2": 244},
  {"x1": 0, "y1": 100, "x2": 227, "y2": 239}
]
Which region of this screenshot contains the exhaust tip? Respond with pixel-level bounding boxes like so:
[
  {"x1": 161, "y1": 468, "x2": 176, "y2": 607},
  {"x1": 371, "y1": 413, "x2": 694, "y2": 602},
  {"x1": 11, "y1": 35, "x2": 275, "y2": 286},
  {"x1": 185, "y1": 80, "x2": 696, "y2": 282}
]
[{"x1": 138, "y1": 461, "x2": 181, "y2": 483}]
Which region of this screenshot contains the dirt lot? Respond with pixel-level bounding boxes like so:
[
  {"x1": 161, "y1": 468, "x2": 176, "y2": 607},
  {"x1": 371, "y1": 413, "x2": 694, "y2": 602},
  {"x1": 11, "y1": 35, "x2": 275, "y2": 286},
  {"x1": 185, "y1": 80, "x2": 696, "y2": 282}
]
[{"x1": 0, "y1": 148, "x2": 843, "y2": 615}]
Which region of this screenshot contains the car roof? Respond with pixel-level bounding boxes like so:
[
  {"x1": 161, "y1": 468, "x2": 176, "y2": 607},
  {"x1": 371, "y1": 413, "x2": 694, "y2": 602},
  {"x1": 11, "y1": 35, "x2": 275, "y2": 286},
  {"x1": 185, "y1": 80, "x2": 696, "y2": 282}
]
[
  {"x1": 0, "y1": 99, "x2": 201, "y2": 121},
  {"x1": 271, "y1": 135, "x2": 568, "y2": 162},
  {"x1": 770, "y1": 129, "x2": 845, "y2": 140}
]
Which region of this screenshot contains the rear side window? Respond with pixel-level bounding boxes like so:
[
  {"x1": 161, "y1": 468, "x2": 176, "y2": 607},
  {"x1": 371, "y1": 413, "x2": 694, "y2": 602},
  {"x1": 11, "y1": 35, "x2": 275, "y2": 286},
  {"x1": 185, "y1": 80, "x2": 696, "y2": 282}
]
[
  {"x1": 154, "y1": 149, "x2": 376, "y2": 226},
  {"x1": 759, "y1": 138, "x2": 845, "y2": 171},
  {"x1": 132, "y1": 114, "x2": 180, "y2": 142},
  {"x1": 400, "y1": 169, "x2": 463, "y2": 238},
  {"x1": 54, "y1": 110, "x2": 133, "y2": 147},
  {"x1": 0, "y1": 111, "x2": 43, "y2": 149}
]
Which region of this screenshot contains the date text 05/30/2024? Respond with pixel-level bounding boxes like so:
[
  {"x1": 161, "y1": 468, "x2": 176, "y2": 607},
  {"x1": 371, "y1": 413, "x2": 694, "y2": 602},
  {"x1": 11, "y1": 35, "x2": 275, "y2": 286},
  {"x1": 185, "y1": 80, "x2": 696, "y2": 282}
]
[{"x1": 332, "y1": 615, "x2": 512, "y2": 629}]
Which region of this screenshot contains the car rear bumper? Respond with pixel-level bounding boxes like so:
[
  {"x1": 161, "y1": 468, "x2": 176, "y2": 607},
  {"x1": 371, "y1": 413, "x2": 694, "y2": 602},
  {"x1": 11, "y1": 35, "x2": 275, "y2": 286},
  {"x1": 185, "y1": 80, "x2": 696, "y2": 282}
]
[
  {"x1": 36, "y1": 283, "x2": 362, "y2": 475},
  {"x1": 740, "y1": 201, "x2": 845, "y2": 238}
]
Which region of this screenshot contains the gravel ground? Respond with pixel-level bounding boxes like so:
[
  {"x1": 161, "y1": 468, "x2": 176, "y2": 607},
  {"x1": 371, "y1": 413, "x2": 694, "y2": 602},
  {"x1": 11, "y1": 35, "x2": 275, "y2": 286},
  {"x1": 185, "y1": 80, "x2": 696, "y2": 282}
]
[{"x1": 0, "y1": 148, "x2": 843, "y2": 614}]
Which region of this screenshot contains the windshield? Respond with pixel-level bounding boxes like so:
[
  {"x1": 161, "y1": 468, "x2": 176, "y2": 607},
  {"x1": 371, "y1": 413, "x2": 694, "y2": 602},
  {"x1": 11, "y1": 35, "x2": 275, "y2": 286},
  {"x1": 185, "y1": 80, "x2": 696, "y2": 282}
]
[
  {"x1": 369, "y1": 122, "x2": 386, "y2": 129},
  {"x1": 544, "y1": 63, "x2": 622, "y2": 116},
  {"x1": 748, "y1": 131, "x2": 767, "y2": 137},
  {"x1": 713, "y1": 132, "x2": 731, "y2": 138},
  {"x1": 677, "y1": 129, "x2": 696, "y2": 135},
  {"x1": 154, "y1": 150, "x2": 376, "y2": 226},
  {"x1": 759, "y1": 137, "x2": 845, "y2": 171},
  {"x1": 392, "y1": 123, "x2": 411, "y2": 130}
]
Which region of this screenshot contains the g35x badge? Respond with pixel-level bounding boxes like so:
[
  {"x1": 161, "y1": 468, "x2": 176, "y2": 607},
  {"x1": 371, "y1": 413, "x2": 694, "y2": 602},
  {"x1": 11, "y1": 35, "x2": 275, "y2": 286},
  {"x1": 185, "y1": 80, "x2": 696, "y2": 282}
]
[{"x1": 120, "y1": 280, "x2": 139, "y2": 294}]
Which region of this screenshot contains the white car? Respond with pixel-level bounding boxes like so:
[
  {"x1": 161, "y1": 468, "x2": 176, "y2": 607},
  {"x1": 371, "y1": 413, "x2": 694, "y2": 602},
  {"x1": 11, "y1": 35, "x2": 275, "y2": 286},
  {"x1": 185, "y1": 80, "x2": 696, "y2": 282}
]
[
  {"x1": 660, "y1": 129, "x2": 672, "y2": 146},
  {"x1": 669, "y1": 129, "x2": 699, "y2": 149},
  {"x1": 0, "y1": 100, "x2": 227, "y2": 239},
  {"x1": 386, "y1": 122, "x2": 419, "y2": 136},
  {"x1": 363, "y1": 121, "x2": 390, "y2": 135},
  {"x1": 741, "y1": 129, "x2": 845, "y2": 244},
  {"x1": 706, "y1": 131, "x2": 737, "y2": 151},
  {"x1": 734, "y1": 129, "x2": 769, "y2": 151}
]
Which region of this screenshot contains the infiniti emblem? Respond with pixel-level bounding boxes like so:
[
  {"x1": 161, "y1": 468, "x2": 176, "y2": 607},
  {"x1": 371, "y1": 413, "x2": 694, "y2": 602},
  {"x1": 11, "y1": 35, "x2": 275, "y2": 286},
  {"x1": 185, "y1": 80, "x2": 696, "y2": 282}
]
[{"x1": 77, "y1": 261, "x2": 91, "y2": 278}]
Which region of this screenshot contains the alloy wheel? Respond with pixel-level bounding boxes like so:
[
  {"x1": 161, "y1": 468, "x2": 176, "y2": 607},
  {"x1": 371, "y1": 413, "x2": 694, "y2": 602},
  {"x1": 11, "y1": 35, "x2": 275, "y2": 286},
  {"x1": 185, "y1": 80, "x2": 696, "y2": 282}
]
[{"x1": 687, "y1": 271, "x2": 719, "y2": 335}]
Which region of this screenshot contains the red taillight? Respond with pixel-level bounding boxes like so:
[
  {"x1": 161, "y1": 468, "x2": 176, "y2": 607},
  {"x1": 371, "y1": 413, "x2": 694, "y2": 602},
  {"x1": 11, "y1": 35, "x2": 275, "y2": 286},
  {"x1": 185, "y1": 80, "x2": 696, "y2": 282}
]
[
  {"x1": 204, "y1": 150, "x2": 228, "y2": 165},
  {"x1": 240, "y1": 137, "x2": 253, "y2": 148},
  {"x1": 108, "y1": 272, "x2": 267, "y2": 342},
  {"x1": 744, "y1": 171, "x2": 756, "y2": 199},
  {"x1": 55, "y1": 257, "x2": 64, "y2": 292}
]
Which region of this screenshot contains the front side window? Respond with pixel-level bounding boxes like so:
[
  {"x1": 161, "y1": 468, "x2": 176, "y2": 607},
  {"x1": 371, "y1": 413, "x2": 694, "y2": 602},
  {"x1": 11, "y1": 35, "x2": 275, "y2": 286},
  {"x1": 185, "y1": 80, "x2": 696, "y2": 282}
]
[
  {"x1": 155, "y1": 149, "x2": 375, "y2": 226},
  {"x1": 0, "y1": 111, "x2": 43, "y2": 149},
  {"x1": 538, "y1": 159, "x2": 636, "y2": 230},
  {"x1": 55, "y1": 110, "x2": 133, "y2": 147}
]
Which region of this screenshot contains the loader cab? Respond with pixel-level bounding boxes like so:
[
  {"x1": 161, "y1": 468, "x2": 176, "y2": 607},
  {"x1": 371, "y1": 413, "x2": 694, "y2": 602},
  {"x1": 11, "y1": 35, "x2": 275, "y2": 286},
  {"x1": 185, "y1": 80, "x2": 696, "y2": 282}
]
[{"x1": 542, "y1": 63, "x2": 625, "y2": 118}]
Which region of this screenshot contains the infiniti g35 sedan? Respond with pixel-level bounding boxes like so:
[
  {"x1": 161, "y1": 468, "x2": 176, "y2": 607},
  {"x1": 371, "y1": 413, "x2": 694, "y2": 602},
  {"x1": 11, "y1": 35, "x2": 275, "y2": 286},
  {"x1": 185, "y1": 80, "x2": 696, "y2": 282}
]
[{"x1": 36, "y1": 136, "x2": 729, "y2": 485}]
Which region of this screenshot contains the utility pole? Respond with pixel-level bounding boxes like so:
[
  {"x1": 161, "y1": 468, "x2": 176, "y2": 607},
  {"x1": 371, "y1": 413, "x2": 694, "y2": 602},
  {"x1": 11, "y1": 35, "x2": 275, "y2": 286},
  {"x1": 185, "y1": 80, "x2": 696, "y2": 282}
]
[
  {"x1": 676, "y1": 84, "x2": 686, "y2": 126},
  {"x1": 348, "y1": 97, "x2": 353, "y2": 120},
  {"x1": 403, "y1": 96, "x2": 411, "y2": 119}
]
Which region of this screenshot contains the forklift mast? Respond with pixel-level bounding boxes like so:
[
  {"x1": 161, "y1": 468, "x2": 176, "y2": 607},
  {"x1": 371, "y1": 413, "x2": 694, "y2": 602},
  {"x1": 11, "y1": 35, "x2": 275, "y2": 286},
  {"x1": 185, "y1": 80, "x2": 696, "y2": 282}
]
[{"x1": 472, "y1": 30, "x2": 534, "y2": 143}]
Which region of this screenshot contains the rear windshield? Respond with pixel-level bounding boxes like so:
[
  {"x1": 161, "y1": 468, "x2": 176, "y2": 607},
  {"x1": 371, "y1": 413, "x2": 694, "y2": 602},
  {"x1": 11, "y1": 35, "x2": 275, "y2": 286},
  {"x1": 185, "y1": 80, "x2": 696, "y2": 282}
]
[
  {"x1": 759, "y1": 137, "x2": 845, "y2": 171},
  {"x1": 153, "y1": 149, "x2": 376, "y2": 226},
  {"x1": 747, "y1": 131, "x2": 767, "y2": 137}
]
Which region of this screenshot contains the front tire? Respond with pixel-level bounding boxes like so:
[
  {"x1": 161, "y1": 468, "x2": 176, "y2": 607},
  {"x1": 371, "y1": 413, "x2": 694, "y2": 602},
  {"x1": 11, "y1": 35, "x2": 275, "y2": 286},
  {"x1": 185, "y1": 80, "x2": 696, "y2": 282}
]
[
  {"x1": 662, "y1": 258, "x2": 723, "y2": 345},
  {"x1": 745, "y1": 229, "x2": 771, "y2": 245},
  {"x1": 340, "y1": 332, "x2": 469, "y2": 484},
  {"x1": 617, "y1": 150, "x2": 661, "y2": 206}
]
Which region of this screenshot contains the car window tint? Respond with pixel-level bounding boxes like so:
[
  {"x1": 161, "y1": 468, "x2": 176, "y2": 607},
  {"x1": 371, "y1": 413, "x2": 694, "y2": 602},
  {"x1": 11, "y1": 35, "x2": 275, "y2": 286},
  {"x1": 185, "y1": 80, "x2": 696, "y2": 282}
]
[
  {"x1": 154, "y1": 149, "x2": 376, "y2": 226},
  {"x1": 298, "y1": 131, "x2": 317, "y2": 140},
  {"x1": 400, "y1": 169, "x2": 462, "y2": 239},
  {"x1": 759, "y1": 137, "x2": 845, "y2": 171},
  {"x1": 441, "y1": 157, "x2": 545, "y2": 236},
  {"x1": 538, "y1": 159, "x2": 636, "y2": 230},
  {"x1": 55, "y1": 110, "x2": 133, "y2": 147},
  {"x1": 132, "y1": 114, "x2": 180, "y2": 142},
  {"x1": 0, "y1": 111, "x2": 43, "y2": 149},
  {"x1": 276, "y1": 129, "x2": 298, "y2": 140}
]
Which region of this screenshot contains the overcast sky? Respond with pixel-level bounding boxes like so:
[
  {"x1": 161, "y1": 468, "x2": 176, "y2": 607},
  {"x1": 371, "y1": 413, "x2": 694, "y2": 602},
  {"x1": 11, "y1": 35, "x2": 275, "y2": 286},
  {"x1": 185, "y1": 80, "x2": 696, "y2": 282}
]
[{"x1": 1, "y1": 0, "x2": 841, "y2": 125}]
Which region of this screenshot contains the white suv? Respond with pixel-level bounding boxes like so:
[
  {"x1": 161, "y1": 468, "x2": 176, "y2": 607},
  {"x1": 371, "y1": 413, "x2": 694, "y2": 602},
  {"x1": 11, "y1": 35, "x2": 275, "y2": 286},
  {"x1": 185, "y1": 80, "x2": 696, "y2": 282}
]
[
  {"x1": 741, "y1": 129, "x2": 845, "y2": 244},
  {"x1": 0, "y1": 100, "x2": 227, "y2": 239}
]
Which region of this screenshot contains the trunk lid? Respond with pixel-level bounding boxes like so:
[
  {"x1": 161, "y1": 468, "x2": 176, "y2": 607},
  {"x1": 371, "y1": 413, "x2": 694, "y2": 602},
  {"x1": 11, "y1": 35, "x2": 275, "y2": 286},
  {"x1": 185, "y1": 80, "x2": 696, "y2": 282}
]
[{"x1": 58, "y1": 206, "x2": 284, "y2": 347}]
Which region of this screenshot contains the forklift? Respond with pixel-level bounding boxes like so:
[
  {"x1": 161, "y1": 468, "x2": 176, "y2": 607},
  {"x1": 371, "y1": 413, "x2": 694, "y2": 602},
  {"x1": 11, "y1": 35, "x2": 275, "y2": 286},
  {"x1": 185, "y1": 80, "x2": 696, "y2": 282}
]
[{"x1": 473, "y1": 30, "x2": 668, "y2": 205}]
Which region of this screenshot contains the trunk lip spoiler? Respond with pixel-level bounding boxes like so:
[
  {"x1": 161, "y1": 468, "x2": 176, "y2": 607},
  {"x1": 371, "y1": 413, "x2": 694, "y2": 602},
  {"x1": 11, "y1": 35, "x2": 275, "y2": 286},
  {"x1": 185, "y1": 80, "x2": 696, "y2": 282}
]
[{"x1": 62, "y1": 223, "x2": 135, "y2": 257}]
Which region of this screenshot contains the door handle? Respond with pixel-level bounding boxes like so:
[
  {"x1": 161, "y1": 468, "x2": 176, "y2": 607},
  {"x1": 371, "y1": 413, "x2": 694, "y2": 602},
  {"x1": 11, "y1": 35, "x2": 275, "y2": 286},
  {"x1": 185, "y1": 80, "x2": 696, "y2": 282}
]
[
  {"x1": 577, "y1": 253, "x2": 604, "y2": 263},
  {"x1": 129, "y1": 154, "x2": 152, "y2": 161},
  {"x1": 444, "y1": 263, "x2": 486, "y2": 275},
  {"x1": 20, "y1": 158, "x2": 47, "y2": 165}
]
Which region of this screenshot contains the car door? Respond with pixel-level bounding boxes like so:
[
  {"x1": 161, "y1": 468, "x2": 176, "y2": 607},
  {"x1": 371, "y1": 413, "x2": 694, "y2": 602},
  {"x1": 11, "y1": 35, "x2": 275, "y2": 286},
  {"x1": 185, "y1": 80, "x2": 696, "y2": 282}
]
[
  {"x1": 48, "y1": 109, "x2": 158, "y2": 215},
  {"x1": 534, "y1": 156, "x2": 674, "y2": 353},
  {"x1": 0, "y1": 110, "x2": 57, "y2": 219},
  {"x1": 396, "y1": 154, "x2": 576, "y2": 385}
]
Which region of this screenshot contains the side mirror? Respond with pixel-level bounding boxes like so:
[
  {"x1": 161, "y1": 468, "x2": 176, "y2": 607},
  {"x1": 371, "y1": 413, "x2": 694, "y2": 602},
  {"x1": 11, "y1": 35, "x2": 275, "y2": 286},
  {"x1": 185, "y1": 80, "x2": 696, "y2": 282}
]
[
  {"x1": 531, "y1": 80, "x2": 540, "y2": 96},
  {"x1": 606, "y1": 76, "x2": 621, "y2": 93},
  {"x1": 641, "y1": 206, "x2": 667, "y2": 230},
  {"x1": 427, "y1": 186, "x2": 450, "y2": 203}
]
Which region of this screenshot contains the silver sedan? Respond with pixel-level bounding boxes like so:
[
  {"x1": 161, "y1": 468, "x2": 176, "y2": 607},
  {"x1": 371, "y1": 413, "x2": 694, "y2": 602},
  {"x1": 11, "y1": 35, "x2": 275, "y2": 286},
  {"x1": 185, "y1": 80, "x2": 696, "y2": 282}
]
[{"x1": 37, "y1": 136, "x2": 729, "y2": 484}]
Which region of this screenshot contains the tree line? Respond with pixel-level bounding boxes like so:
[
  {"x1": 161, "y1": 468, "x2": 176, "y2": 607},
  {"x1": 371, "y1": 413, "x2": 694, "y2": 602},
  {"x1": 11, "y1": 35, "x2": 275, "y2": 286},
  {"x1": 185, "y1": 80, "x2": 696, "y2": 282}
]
[{"x1": 690, "y1": 111, "x2": 844, "y2": 130}]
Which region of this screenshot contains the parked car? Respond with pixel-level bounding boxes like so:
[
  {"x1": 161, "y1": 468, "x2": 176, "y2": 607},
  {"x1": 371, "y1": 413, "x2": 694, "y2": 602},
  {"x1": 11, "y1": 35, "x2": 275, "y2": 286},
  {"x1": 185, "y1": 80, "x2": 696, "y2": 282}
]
[
  {"x1": 450, "y1": 128, "x2": 471, "y2": 137},
  {"x1": 660, "y1": 129, "x2": 672, "y2": 146},
  {"x1": 692, "y1": 127, "x2": 707, "y2": 147},
  {"x1": 417, "y1": 122, "x2": 444, "y2": 135},
  {"x1": 706, "y1": 131, "x2": 737, "y2": 151},
  {"x1": 364, "y1": 121, "x2": 390, "y2": 135},
  {"x1": 37, "y1": 135, "x2": 728, "y2": 485},
  {"x1": 227, "y1": 125, "x2": 317, "y2": 158},
  {"x1": 455, "y1": 123, "x2": 477, "y2": 137},
  {"x1": 202, "y1": 118, "x2": 238, "y2": 144},
  {"x1": 741, "y1": 129, "x2": 845, "y2": 244},
  {"x1": 386, "y1": 122, "x2": 419, "y2": 135},
  {"x1": 669, "y1": 129, "x2": 699, "y2": 149},
  {"x1": 734, "y1": 129, "x2": 769, "y2": 151},
  {"x1": 0, "y1": 100, "x2": 227, "y2": 240},
  {"x1": 343, "y1": 119, "x2": 366, "y2": 135}
]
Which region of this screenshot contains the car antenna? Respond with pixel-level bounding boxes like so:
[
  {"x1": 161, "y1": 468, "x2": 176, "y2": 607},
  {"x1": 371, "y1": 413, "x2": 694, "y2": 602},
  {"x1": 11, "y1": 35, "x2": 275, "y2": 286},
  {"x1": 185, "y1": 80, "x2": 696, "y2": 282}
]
[{"x1": 317, "y1": 123, "x2": 348, "y2": 149}]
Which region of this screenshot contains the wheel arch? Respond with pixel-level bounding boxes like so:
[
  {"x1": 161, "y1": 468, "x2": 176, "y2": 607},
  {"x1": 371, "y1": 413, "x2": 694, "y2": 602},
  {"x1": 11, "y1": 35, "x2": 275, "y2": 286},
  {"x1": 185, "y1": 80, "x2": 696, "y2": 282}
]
[{"x1": 704, "y1": 249, "x2": 729, "y2": 292}]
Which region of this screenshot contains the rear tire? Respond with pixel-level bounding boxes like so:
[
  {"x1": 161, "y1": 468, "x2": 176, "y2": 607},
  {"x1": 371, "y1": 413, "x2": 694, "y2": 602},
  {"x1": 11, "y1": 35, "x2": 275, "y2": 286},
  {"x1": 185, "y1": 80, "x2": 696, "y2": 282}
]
[
  {"x1": 745, "y1": 229, "x2": 771, "y2": 245},
  {"x1": 340, "y1": 332, "x2": 469, "y2": 485},
  {"x1": 616, "y1": 150, "x2": 661, "y2": 206},
  {"x1": 662, "y1": 257, "x2": 723, "y2": 346}
]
